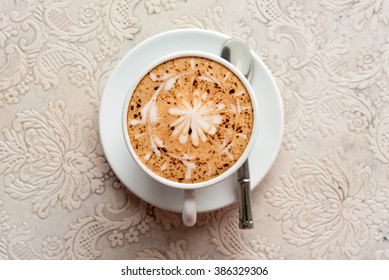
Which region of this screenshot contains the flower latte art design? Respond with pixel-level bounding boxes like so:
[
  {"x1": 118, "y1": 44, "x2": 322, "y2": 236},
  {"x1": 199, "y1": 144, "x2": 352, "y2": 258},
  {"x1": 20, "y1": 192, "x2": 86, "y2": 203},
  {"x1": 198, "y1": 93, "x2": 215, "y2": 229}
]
[
  {"x1": 126, "y1": 57, "x2": 254, "y2": 183},
  {"x1": 168, "y1": 91, "x2": 224, "y2": 146}
]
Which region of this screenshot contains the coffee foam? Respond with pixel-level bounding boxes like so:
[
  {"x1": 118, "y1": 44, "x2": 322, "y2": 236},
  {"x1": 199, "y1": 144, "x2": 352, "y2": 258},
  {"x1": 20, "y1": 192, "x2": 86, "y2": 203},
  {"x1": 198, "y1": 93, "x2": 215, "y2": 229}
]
[{"x1": 126, "y1": 56, "x2": 254, "y2": 184}]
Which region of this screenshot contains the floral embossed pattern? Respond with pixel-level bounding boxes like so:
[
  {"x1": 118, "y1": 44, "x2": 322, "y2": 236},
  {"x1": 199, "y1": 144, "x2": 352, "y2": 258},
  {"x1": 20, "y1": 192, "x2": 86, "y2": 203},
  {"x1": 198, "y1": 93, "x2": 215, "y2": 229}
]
[
  {"x1": 1, "y1": 0, "x2": 389, "y2": 260},
  {"x1": 265, "y1": 148, "x2": 389, "y2": 258},
  {"x1": 0, "y1": 101, "x2": 109, "y2": 218}
]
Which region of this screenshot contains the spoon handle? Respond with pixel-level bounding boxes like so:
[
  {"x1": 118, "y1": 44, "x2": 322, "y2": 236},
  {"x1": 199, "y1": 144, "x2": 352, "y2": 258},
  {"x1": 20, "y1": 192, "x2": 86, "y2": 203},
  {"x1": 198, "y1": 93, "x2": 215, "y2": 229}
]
[{"x1": 237, "y1": 160, "x2": 254, "y2": 229}]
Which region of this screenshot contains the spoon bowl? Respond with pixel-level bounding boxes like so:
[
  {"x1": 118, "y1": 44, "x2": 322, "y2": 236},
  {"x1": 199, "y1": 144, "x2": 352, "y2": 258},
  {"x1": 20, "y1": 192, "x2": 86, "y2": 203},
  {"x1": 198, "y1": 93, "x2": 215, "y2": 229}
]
[{"x1": 221, "y1": 39, "x2": 253, "y2": 81}]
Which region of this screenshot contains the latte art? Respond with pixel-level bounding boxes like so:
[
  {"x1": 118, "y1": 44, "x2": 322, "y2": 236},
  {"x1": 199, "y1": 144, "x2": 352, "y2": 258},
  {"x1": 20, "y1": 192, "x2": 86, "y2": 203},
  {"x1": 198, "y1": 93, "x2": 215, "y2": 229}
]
[
  {"x1": 168, "y1": 91, "x2": 224, "y2": 146},
  {"x1": 126, "y1": 56, "x2": 254, "y2": 183}
]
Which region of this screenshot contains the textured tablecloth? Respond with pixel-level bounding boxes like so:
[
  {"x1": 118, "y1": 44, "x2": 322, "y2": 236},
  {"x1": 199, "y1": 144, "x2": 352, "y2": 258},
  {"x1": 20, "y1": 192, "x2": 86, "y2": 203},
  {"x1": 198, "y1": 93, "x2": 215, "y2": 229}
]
[{"x1": 1, "y1": 0, "x2": 389, "y2": 260}]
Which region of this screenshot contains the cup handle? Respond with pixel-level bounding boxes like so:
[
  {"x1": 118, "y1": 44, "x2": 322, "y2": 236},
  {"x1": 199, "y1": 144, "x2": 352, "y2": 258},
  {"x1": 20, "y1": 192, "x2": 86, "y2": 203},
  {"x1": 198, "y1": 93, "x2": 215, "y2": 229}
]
[{"x1": 182, "y1": 189, "x2": 196, "y2": 227}]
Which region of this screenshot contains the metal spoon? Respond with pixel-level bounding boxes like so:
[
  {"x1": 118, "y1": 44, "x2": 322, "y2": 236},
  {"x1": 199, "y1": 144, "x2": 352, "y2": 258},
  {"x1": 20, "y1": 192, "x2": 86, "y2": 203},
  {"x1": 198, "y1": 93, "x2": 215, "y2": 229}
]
[{"x1": 221, "y1": 38, "x2": 254, "y2": 229}]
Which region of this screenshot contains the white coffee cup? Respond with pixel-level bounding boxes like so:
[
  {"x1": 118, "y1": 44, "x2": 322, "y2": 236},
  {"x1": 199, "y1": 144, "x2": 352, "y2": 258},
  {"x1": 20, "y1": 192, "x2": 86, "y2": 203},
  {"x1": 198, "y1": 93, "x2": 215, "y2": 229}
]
[{"x1": 122, "y1": 51, "x2": 259, "y2": 226}]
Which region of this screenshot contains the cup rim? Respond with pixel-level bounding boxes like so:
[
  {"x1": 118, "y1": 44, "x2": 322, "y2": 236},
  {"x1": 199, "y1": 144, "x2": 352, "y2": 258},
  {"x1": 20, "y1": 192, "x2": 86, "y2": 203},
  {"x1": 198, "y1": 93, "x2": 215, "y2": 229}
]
[{"x1": 122, "y1": 50, "x2": 259, "y2": 190}]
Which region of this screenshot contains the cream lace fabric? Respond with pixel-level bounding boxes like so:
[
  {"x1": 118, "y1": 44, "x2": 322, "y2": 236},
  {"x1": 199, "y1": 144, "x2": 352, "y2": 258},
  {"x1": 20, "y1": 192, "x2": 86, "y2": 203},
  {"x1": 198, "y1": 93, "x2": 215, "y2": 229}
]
[{"x1": 1, "y1": 0, "x2": 389, "y2": 260}]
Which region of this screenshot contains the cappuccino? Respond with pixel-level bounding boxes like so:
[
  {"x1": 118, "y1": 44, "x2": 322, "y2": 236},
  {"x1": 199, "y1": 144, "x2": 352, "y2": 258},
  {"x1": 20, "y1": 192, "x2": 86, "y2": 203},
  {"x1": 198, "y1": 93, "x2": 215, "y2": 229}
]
[{"x1": 126, "y1": 56, "x2": 254, "y2": 184}]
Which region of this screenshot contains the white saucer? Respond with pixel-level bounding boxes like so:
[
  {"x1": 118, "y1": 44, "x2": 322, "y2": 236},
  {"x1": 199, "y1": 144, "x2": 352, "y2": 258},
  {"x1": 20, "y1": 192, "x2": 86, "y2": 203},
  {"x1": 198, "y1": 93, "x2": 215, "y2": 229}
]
[{"x1": 99, "y1": 29, "x2": 283, "y2": 213}]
